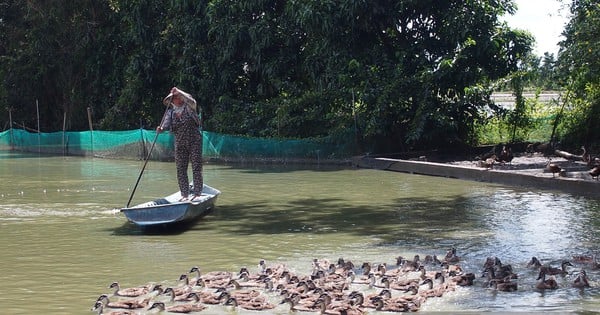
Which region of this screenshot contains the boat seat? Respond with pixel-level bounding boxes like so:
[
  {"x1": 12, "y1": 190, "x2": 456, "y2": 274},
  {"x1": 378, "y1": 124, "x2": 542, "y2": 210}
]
[{"x1": 151, "y1": 198, "x2": 170, "y2": 205}]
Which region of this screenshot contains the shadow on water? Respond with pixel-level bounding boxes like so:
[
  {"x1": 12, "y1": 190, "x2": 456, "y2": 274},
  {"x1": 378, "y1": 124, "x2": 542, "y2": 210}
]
[
  {"x1": 209, "y1": 162, "x2": 354, "y2": 174},
  {"x1": 0, "y1": 151, "x2": 63, "y2": 159},
  {"x1": 109, "y1": 210, "x2": 215, "y2": 236},
  {"x1": 105, "y1": 192, "x2": 485, "y2": 256},
  {"x1": 207, "y1": 190, "x2": 600, "y2": 267},
  {"x1": 212, "y1": 195, "x2": 478, "y2": 244}
]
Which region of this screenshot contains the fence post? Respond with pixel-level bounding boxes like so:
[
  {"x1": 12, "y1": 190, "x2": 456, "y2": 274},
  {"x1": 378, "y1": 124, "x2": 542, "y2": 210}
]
[
  {"x1": 8, "y1": 108, "x2": 14, "y2": 150},
  {"x1": 62, "y1": 112, "x2": 67, "y2": 155},
  {"x1": 87, "y1": 107, "x2": 94, "y2": 157},
  {"x1": 36, "y1": 99, "x2": 41, "y2": 153},
  {"x1": 140, "y1": 119, "x2": 147, "y2": 160}
]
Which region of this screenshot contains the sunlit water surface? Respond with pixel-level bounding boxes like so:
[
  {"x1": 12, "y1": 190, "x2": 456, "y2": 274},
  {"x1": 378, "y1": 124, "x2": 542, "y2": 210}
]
[{"x1": 1, "y1": 150, "x2": 599, "y2": 314}]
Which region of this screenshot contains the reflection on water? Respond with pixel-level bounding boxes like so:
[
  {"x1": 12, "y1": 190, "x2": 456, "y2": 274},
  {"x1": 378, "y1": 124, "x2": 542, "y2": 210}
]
[{"x1": 1, "y1": 150, "x2": 599, "y2": 314}]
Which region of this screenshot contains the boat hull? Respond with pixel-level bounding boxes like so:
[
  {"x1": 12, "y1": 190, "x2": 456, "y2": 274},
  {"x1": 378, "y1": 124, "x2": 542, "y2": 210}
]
[{"x1": 120, "y1": 184, "x2": 220, "y2": 227}]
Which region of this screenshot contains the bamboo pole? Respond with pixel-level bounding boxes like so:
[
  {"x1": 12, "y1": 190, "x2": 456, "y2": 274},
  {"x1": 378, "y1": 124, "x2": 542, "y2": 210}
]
[
  {"x1": 87, "y1": 107, "x2": 93, "y2": 157},
  {"x1": 352, "y1": 89, "x2": 358, "y2": 154},
  {"x1": 62, "y1": 112, "x2": 67, "y2": 155},
  {"x1": 139, "y1": 119, "x2": 147, "y2": 160},
  {"x1": 8, "y1": 108, "x2": 14, "y2": 150},
  {"x1": 12, "y1": 122, "x2": 39, "y2": 132},
  {"x1": 550, "y1": 91, "x2": 570, "y2": 145},
  {"x1": 36, "y1": 99, "x2": 40, "y2": 153},
  {"x1": 126, "y1": 105, "x2": 171, "y2": 208}
]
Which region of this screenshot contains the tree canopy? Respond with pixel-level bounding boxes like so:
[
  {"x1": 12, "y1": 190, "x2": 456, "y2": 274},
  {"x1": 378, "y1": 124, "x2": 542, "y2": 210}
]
[
  {"x1": 557, "y1": 0, "x2": 600, "y2": 148},
  {"x1": 1, "y1": 1, "x2": 538, "y2": 153}
]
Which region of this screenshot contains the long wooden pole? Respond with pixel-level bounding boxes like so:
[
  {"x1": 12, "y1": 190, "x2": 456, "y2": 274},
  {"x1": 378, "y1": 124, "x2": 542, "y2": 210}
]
[
  {"x1": 36, "y1": 99, "x2": 40, "y2": 153},
  {"x1": 126, "y1": 105, "x2": 170, "y2": 208},
  {"x1": 87, "y1": 107, "x2": 93, "y2": 156},
  {"x1": 62, "y1": 112, "x2": 67, "y2": 155},
  {"x1": 549, "y1": 89, "x2": 571, "y2": 149},
  {"x1": 8, "y1": 108, "x2": 14, "y2": 149}
]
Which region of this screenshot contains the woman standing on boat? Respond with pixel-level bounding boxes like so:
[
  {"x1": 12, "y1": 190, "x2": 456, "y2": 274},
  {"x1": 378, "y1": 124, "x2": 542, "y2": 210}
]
[{"x1": 157, "y1": 87, "x2": 203, "y2": 201}]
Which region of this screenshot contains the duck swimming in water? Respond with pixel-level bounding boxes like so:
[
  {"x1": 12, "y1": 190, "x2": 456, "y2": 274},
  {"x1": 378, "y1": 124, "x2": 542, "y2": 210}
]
[
  {"x1": 483, "y1": 256, "x2": 502, "y2": 270},
  {"x1": 422, "y1": 254, "x2": 440, "y2": 265},
  {"x1": 335, "y1": 258, "x2": 355, "y2": 274},
  {"x1": 536, "y1": 270, "x2": 559, "y2": 290},
  {"x1": 441, "y1": 261, "x2": 464, "y2": 275},
  {"x1": 371, "y1": 296, "x2": 413, "y2": 313},
  {"x1": 572, "y1": 270, "x2": 590, "y2": 288},
  {"x1": 165, "y1": 275, "x2": 193, "y2": 296},
  {"x1": 347, "y1": 270, "x2": 371, "y2": 285},
  {"x1": 367, "y1": 273, "x2": 388, "y2": 289},
  {"x1": 147, "y1": 301, "x2": 206, "y2": 313},
  {"x1": 345, "y1": 291, "x2": 379, "y2": 309},
  {"x1": 224, "y1": 296, "x2": 276, "y2": 311},
  {"x1": 380, "y1": 275, "x2": 419, "y2": 291},
  {"x1": 92, "y1": 301, "x2": 139, "y2": 315},
  {"x1": 589, "y1": 166, "x2": 600, "y2": 180},
  {"x1": 189, "y1": 266, "x2": 232, "y2": 284},
  {"x1": 216, "y1": 287, "x2": 264, "y2": 304},
  {"x1": 280, "y1": 294, "x2": 320, "y2": 312},
  {"x1": 311, "y1": 295, "x2": 364, "y2": 315},
  {"x1": 418, "y1": 278, "x2": 445, "y2": 298},
  {"x1": 380, "y1": 287, "x2": 424, "y2": 307},
  {"x1": 418, "y1": 265, "x2": 439, "y2": 280},
  {"x1": 444, "y1": 247, "x2": 460, "y2": 263},
  {"x1": 186, "y1": 291, "x2": 226, "y2": 305},
  {"x1": 95, "y1": 294, "x2": 149, "y2": 310},
  {"x1": 489, "y1": 277, "x2": 518, "y2": 292},
  {"x1": 527, "y1": 256, "x2": 542, "y2": 269},
  {"x1": 482, "y1": 257, "x2": 517, "y2": 280},
  {"x1": 542, "y1": 261, "x2": 573, "y2": 276},
  {"x1": 227, "y1": 278, "x2": 265, "y2": 289},
  {"x1": 400, "y1": 255, "x2": 422, "y2": 272},
  {"x1": 108, "y1": 282, "x2": 153, "y2": 298},
  {"x1": 447, "y1": 271, "x2": 475, "y2": 286},
  {"x1": 572, "y1": 254, "x2": 596, "y2": 264},
  {"x1": 163, "y1": 287, "x2": 195, "y2": 302},
  {"x1": 92, "y1": 253, "x2": 539, "y2": 313}
]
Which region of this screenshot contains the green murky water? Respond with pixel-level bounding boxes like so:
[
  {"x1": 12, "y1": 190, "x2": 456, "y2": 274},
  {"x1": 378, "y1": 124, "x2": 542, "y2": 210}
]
[{"x1": 1, "y1": 150, "x2": 599, "y2": 314}]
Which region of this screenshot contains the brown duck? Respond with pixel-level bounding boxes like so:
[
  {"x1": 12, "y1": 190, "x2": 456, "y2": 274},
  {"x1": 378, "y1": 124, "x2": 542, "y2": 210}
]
[{"x1": 589, "y1": 166, "x2": 600, "y2": 180}]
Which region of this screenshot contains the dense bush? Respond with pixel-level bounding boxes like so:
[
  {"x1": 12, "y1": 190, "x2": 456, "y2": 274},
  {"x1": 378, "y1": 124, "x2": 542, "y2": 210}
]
[{"x1": 7, "y1": 1, "x2": 597, "y2": 154}]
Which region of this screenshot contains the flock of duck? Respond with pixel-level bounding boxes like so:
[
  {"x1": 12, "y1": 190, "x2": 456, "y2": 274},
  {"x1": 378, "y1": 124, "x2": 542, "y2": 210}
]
[
  {"x1": 91, "y1": 248, "x2": 597, "y2": 314},
  {"x1": 476, "y1": 144, "x2": 600, "y2": 180}
]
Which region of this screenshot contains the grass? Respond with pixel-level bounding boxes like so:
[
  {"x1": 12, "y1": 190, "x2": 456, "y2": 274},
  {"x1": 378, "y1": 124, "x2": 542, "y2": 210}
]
[{"x1": 476, "y1": 97, "x2": 559, "y2": 145}]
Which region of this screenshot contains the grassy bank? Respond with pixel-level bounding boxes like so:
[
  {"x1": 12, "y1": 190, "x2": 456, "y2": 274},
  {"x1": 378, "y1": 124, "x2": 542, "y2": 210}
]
[{"x1": 477, "y1": 91, "x2": 562, "y2": 145}]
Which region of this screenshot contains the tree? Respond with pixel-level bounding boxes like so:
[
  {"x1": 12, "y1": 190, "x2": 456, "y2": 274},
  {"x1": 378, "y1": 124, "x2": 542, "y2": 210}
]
[
  {"x1": 205, "y1": 0, "x2": 535, "y2": 152},
  {"x1": 538, "y1": 52, "x2": 561, "y2": 90},
  {"x1": 1, "y1": 0, "x2": 535, "y2": 155},
  {"x1": 0, "y1": 1, "x2": 121, "y2": 131},
  {"x1": 557, "y1": 0, "x2": 600, "y2": 148}
]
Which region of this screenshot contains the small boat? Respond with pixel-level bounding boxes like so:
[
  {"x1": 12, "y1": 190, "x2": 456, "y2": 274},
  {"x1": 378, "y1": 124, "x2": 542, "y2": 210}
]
[{"x1": 120, "y1": 184, "x2": 221, "y2": 227}]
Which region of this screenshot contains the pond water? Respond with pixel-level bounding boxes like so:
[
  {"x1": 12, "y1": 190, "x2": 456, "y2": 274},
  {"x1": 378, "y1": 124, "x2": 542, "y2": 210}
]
[{"x1": 1, "y1": 150, "x2": 599, "y2": 314}]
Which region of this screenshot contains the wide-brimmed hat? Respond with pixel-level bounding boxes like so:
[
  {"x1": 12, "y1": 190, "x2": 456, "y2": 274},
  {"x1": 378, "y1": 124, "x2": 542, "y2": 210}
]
[{"x1": 163, "y1": 87, "x2": 197, "y2": 111}]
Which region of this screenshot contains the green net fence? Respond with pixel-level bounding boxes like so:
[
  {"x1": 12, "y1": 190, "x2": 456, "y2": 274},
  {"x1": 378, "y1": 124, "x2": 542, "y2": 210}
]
[{"x1": 0, "y1": 128, "x2": 352, "y2": 162}]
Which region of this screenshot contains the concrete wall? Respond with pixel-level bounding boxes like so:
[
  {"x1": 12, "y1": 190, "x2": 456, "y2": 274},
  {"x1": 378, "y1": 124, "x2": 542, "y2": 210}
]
[{"x1": 354, "y1": 156, "x2": 599, "y2": 199}]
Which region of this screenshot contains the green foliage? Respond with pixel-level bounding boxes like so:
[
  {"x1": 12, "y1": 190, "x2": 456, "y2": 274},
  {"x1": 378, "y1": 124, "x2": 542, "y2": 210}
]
[
  {"x1": 2, "y1": 0, "x2": 546, "y2": 154},
  {"x1": 537, "y1": 53, "x2": 562, "y2": 90},
  {"x1": 560, "y1": 83, "x2": 600, "y2": 147},
  {"x1": 555, "y1": 0, "x2": 600, "y2": 149},
  {"x1": 476, "y1": 94, "x2": 555, "y2": 145}
]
